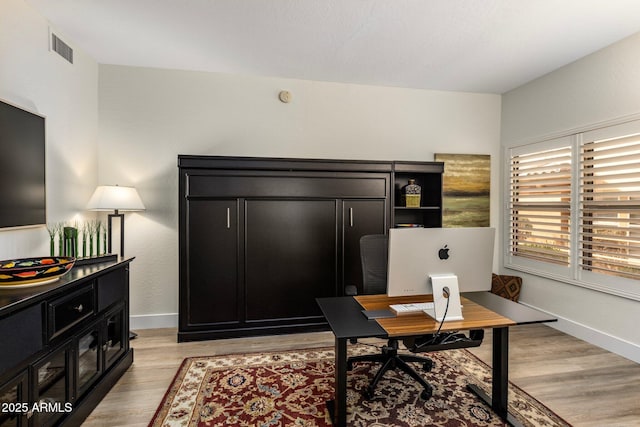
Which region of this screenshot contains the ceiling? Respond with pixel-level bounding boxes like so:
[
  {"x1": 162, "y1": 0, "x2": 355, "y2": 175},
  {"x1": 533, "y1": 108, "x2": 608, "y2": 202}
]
[{"x1": 27, "y1": 0, "x2": 640, "y2": 94}]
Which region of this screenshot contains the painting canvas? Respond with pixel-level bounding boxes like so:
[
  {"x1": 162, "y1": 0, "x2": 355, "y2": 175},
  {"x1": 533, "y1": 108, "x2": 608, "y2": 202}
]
[{"x1": 434, "y1": 153, "x2": 490, "y2": 227}]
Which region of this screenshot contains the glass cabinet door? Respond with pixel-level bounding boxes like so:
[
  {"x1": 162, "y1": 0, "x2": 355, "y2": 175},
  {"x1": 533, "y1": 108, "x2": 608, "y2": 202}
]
[
  {"x1": 0, "y1": 372, "x2": 28, "y2": 427},
  {"x1": 77, "y1": 324, "x2": 102, "y2": 397},
  {"x1": 33, "y1": 344, "x2": 72, "y2": 427},
  {"x1": 104, "y1": 305, "x2": 126, "y2": 370}
]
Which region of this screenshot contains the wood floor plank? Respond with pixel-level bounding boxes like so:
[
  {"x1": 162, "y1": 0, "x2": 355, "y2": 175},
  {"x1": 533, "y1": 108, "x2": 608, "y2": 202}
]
[{"x1": 82, "y1": 324, "x2": 640, "y2": 426}]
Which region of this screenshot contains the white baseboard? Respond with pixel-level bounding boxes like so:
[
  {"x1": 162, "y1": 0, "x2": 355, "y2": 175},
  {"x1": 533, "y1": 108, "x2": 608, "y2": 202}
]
[
  {"x1": 520, "y1": 302, "x2": 640, "y2": 364},
  {"x1": 130, "y1": 313, "x2": 178, "y2": 330}
]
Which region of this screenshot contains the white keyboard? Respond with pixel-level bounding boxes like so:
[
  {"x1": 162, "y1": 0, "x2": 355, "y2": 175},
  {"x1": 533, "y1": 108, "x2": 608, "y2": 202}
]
[{"x1": 390, "y1": 302, "x2": 434, "y2": 315}]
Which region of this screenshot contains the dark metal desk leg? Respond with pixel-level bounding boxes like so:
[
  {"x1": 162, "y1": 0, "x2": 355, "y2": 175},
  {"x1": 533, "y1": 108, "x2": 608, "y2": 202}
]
[
  {"x1": 492, "y1": 326, "x2": 509, "y2": 419},
  {"x1": 467, "y1": 326, "x2": 523, "y2": 427},
  {"x1": 330, "y1": 337, "x2": 348, "y2": 427}
]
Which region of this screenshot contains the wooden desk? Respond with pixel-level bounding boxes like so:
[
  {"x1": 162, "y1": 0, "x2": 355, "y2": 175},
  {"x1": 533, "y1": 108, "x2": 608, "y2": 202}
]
[
  {"x1": 317, "y1": 291, "x2": 556, "y2": 427},
  {"x1": 356, "y1": 294, "x2": 515, "y2": 336}
]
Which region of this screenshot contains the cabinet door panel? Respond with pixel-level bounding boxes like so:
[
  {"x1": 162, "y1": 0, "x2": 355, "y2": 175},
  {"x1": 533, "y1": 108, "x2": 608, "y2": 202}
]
[
  {"x1": 186, "y1": 199, "x2": 239, "y2": 326},
  {"x1": 188, "y1": 175, "x2": 388, "y2": 198},
  {"x1": 0, "y1": 372, "x2": 28, "y2": 427},
  {"x1": 103, "y1": 304, "x2": 126, "y2": 371},
  {"x1": 77, "y1": 323, "x2": 101, "y2": 398},
  {"x1": 343, "y1": 200, "x2": 387, "y2": 294},
  {"x1": 0, "y1": 304, "x2": 42, "y2": 373},
  {"x1": 33, "y1": 343, "x2": 72, "y2": 427},
  {"x1": 245, "y1": 200, "x2": 337, "y2": 321},
  {"x1": 97, "y1": 267, "x2": 128, "y2": 311}
]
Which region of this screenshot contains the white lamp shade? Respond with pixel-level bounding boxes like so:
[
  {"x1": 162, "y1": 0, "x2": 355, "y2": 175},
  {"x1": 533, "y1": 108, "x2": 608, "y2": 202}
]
[{"x1": 87, "y1": 185, "x2": 145, "y2": 211}]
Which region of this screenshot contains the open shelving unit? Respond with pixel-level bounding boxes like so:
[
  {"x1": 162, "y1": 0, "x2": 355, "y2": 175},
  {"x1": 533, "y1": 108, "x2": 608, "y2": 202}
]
[{"x1": 392, "y1": 161, "x2": 444, "y2": 228}]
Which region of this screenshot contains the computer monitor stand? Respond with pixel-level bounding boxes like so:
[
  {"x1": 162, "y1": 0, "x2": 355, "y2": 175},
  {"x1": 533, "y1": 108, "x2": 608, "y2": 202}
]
[{"x1": 427, "y1": 274, "x2": 464, "y2": 322}]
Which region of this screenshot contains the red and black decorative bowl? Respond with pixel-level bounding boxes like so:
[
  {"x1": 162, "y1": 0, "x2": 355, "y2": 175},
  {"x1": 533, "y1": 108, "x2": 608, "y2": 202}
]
[{"x1": 0, "y1": 257, "x2": 76, "y2": 288}]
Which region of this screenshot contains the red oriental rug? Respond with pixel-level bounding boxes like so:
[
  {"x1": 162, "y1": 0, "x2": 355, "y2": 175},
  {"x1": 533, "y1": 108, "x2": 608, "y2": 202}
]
[{"x1": 149, "y1": 345, "x2": 570, "y2": 426}]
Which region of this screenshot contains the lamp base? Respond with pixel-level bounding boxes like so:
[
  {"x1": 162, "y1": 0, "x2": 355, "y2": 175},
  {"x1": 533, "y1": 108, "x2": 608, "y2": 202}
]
[{"x1": 108, "y1": 212, "x2": 126, "y2": 257}]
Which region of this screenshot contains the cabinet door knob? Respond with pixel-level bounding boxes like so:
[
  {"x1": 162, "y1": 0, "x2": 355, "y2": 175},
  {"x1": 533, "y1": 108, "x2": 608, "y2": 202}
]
[
  {"x1": 226, "y1": 207, "x2": 231, "y2": 229},
  {"x1": 73, "y1": 304, "x2": 84, "y2": 313},
  {"x1": 349, "y1": 207, "x2": 354, "y2": 227}
]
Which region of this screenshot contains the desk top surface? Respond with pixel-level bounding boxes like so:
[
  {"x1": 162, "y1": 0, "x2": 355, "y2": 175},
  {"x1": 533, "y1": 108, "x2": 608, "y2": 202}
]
[
  {"x1": 316, "y1": 296, "x2": 386, "y2": 339},
  {"x1": 317, "y1": 291, "x2": 556, "y2": 339},
  {"x1": 355, "y1": 294, "x2": 515, "y2": 338}
]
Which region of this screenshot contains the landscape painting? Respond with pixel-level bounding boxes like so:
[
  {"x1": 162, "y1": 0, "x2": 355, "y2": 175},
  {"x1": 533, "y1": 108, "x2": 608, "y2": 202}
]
[{"x1": 434, "y1": 153, "x2": 490, "y2": 227}]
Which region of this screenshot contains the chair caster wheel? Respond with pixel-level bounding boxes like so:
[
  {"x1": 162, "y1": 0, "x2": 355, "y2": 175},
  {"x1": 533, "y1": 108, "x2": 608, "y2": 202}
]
[
  {"x1": 423, "y1": 360, "x2": 434, "y2": 371},
  {"x1": 364, "y1": 387, "x2": 375, "y2": 400},
  {"x1": 420, "y1": 386, "x2": 433, "y2": 400}
]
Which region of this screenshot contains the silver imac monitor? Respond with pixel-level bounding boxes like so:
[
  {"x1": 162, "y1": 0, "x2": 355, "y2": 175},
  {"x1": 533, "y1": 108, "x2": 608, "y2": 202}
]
[{"x1": 387, "y1": 227, "x2": 495, "y2": 297}]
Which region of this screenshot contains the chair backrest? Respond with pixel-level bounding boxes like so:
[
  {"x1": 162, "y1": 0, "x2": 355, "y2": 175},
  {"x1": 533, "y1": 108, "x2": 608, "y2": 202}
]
[{"x1": 360, "y1": 234, "x2": 388, "y2": 295}]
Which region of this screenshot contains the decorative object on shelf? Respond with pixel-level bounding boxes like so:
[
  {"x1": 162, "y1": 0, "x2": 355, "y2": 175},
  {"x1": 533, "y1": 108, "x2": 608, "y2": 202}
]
[
  {"x1": 96, "y1": 220, "x2": 102, "y2": 255},
  {"x1": 87, "y1": 220, "x2": 97, "y2": 257},
  {"x1": 435, "y1": 153, "x2": 491, "y2": 227},
  {"x1": 47, "y1": 222, "x2": 72, "y2": 256},
  {"x1": 401, "y1": 178, "x2": 421, "y2": 207},
  {"x1": 81, "y1": 222, "x2": 88, "y2": 258},
  {"x1": 102, "y1": 225, "x2": 107, "y2": 256},
  {"x1": 87, "y1": 185, "x2": 145, "y2": 257},
  {"x1": 63, "y1": 226, "x2": 78, "y2": 257},
  {"x1": 57, "y1": 224, "x2": 64, "y2": 257},
  {"x1": 47, "y1": 223, "x2": 58, "y2": 256},
  {"x1": 0, "y1": 257, "x2": 75, "y2": 288},
  {"x1": 81, "y1": 219, "x2": 103, "y2": 257}
]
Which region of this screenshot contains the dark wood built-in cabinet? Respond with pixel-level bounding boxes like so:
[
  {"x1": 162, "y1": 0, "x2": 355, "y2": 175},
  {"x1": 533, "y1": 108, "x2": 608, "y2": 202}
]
[
  {"x1": 0, "y1": 259, "x2": 132, "y2": 426},
  {"x1": 178, "y1": 156, "x2": 443, "y2": 341}
]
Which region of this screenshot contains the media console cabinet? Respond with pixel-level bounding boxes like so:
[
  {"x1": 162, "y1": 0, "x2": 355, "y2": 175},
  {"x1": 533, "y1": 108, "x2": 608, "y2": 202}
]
[
  {"x1": 178, "y1": 156, "x2": 444, "y2": 341},
  {"x1": 0, "y1": 258, "x2": 133, "y2": 426}
]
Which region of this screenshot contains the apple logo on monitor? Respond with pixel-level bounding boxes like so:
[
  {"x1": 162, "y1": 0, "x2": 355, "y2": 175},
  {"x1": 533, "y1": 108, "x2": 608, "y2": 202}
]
[{"x1": 438, "y1": 245, "x2": 450, "y2": 260}]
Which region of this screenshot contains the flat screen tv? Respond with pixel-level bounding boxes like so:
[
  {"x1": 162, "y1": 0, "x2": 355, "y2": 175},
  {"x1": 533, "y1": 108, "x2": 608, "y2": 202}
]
[{"x1": 0, "y1": 99, "x2": 46, "y2": 229}]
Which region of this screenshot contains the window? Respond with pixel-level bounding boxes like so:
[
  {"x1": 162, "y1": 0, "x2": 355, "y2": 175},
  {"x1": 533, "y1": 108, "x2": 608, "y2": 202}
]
[
  {"x1": 509, "y1": 142, "x2": 572, "y2": 267},
  {"x1": 580, "y1": 130, "x2": 640, "y2": 281},
  {"x1": 507, "y1": 120, "x2": 640, "y2": 299}
]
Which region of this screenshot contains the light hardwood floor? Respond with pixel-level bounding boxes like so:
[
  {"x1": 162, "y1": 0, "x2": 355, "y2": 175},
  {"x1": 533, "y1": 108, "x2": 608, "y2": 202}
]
[{"x1": 82, "y1": 324, "x2": 640, "y2": 426}]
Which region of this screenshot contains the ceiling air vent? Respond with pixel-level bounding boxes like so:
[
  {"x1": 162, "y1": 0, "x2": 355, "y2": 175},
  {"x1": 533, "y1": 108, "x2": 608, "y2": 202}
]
[{"x1": 51, "y1": 32, "x2": 73, "y2": 64}]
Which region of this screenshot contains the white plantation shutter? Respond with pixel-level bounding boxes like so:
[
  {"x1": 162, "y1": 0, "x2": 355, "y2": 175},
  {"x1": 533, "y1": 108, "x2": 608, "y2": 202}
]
[
  {"x1": 507, "y1": 120, "x2": 640, "y2": 299},
  {"x1": 579, "y1": 132, "x2": 640, "y2": 280},
  {"x1": 509, "y1": 143, "x2": 572, "y2": 266}
]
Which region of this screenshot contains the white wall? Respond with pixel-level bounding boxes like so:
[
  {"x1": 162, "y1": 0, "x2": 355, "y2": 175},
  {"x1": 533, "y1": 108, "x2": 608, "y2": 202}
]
[
  {"x1": 6, "y1": 0, "x2": 636, "y2": 363},
  {"x1": 97, "y1": 65, "x2": 502, "y2": 328},
  {"x1": 501, "y1": 31, "x2": 640, "y2": 362},
  {"x1": 0, "y1": 0, "x2": 98, "y2": 260}
]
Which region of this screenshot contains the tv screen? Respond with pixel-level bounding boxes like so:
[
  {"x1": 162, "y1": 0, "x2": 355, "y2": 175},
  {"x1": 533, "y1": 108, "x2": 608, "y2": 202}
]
[{"x1": 0, "y1": 99, "x2": 46, "y2": 229}]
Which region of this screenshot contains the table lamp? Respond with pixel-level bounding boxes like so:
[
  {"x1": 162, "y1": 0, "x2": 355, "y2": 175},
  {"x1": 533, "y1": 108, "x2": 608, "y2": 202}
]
[{"x1": 86, "y1": 185, "x2": 145, "y2": 257}]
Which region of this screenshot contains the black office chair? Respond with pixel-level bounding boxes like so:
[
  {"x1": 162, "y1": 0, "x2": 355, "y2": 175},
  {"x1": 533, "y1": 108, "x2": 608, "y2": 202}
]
[{"x1": 347, "y1": 234, "x2": 435, "y2": 400}]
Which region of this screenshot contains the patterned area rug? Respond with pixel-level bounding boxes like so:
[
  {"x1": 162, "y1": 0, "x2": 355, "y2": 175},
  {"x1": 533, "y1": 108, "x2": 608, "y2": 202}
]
[{"x1": 149, "y1": 345, "x2": 570, "y2": 427}]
